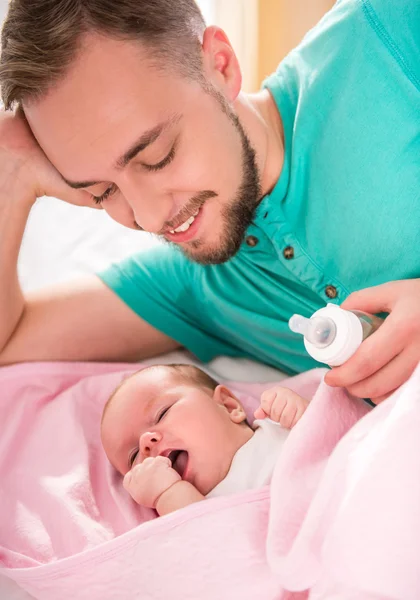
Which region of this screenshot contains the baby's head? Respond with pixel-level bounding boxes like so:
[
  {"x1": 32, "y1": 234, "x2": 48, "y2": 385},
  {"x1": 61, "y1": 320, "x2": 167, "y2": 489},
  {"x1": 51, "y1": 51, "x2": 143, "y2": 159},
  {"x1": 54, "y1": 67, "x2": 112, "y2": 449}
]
[{"x1": 101, "y1": 364, "x2": 253, "y2": 496}]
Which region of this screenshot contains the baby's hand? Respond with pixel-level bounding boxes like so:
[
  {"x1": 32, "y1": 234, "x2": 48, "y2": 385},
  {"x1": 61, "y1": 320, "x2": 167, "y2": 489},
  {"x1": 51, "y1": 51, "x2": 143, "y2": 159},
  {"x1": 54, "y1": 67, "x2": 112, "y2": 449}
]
[
  {"x1": 254, "y1": 386, "x2": 309, "y2": 428},
  {"x1": 123, "y1": 456, "x2": 181, "y2": 508}
]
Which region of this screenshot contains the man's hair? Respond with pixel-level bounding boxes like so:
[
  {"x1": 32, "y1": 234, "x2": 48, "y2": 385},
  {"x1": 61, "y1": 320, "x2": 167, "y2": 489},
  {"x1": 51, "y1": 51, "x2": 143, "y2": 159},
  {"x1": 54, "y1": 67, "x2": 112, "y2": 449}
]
[
  {"x1": 0, "y1": 0, "x2": 206, "y2": 109},
  {"x1": 102, "y1": 363, "x2": 220, "y2": 424}
]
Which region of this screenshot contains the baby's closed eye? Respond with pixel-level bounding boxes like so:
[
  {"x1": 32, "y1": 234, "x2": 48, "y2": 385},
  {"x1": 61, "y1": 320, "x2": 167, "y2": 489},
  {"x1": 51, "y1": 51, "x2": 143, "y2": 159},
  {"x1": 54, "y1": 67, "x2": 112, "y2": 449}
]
[{"x1": 129, "y1": 449, "x2": 139, "y2": 468}]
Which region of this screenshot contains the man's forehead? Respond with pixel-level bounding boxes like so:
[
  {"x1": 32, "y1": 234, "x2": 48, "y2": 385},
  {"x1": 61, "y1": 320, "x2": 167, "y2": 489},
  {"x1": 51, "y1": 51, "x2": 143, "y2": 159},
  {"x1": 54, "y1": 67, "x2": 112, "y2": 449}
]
[
  {"x1": 23, "y1": 35, "x2": 190, "y2": 177},
  {"x1": 61, "y1": 113, "x2": 182, "y2": 189}
]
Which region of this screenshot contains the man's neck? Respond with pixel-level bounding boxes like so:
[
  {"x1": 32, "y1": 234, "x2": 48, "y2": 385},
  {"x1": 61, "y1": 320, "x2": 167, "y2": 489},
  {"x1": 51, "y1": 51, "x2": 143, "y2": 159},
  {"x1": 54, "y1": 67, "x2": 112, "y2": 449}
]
[{"x1": 234, "y1": 89, "x2": 285, "y2": 198}]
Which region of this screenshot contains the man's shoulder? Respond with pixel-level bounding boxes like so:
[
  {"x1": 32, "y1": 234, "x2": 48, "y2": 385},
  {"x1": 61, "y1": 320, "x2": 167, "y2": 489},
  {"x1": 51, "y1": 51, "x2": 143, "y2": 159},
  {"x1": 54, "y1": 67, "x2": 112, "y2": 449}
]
[
  {"x1": 265, "y1": 0, "x2": 417, "y2": 90},
  {"x1": 361, "y1": 0, "x2": 420, "y2": 89}
]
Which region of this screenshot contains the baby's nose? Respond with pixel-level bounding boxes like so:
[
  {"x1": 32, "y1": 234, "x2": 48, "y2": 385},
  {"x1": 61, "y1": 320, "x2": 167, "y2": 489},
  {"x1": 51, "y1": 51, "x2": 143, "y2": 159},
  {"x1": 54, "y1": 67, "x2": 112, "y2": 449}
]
[{"x1": 139, "y1": 431, "x2": 161, "y2": 457}]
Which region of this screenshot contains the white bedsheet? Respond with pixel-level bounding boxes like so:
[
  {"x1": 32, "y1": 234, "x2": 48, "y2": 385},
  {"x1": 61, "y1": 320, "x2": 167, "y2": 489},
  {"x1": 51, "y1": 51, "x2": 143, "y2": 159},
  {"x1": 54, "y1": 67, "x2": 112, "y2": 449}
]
[{"x1": 2, "y1": 197, "x2": 287, "y2": 599}]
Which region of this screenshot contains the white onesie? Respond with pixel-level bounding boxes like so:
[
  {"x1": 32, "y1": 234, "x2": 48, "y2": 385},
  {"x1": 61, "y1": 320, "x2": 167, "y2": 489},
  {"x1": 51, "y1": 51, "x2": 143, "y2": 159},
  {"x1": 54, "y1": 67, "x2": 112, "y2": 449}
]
[{"x1": 206, "y1": 419, "x2": 289, "y2": 498}]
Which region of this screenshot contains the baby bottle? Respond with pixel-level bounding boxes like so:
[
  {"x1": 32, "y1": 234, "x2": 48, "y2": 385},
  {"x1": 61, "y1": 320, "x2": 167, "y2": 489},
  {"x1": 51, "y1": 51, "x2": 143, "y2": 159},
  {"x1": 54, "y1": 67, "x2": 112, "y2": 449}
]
[{"x1": 288, "y1": 304, "x2": 383, "y2": 367}]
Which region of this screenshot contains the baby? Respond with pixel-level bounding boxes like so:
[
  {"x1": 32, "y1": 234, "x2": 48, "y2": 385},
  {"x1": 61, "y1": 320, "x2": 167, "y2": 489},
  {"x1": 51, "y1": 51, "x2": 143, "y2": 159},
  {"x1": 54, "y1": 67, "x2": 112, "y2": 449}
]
[{"x1": 101, "y1": 364, "x2": 309, "y2": 516}]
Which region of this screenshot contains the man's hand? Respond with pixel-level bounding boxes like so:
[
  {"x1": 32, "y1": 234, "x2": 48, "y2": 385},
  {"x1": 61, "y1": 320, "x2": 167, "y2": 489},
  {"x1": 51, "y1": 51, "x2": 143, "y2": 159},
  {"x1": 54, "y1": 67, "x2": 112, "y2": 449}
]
[
  {"x1": 325, "y1": 280, "x2": 420, "y2": 403},
  {"x1": 254, "y1": 386, "x2": 309, "y2": 428},
  {"x1": 123, "y1": 456, "x2": 181, "y2": 508},
  {"x1": 0, "y1": 109, "x2": 98, "y2": 208}
]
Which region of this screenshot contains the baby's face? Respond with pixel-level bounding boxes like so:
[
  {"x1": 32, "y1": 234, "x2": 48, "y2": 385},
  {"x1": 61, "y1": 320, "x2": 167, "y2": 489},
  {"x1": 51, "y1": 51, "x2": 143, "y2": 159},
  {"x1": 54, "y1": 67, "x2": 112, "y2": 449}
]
[{"x1": 101, "y1": 367, "x2": 250, "y2": 495}]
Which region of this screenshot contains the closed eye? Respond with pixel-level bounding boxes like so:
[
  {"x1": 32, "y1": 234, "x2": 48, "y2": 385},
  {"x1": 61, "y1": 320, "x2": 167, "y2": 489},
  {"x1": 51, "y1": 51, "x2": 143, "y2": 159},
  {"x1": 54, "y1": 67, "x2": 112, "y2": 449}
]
[
  {"x1": 128, "y1": 448, "x2": 139, "y2": 468},
  {"x1": 91, "y1": 183, "x2": 118, "y2": 205},
  {"x1": 127, "y1": 405, "x2": 172, "y2": 468},
  {"x1": 157, "y1": 406, "x2": 170, "y2": 422},
  {"x1": 142, "y1": 142, "x2": 177, "y2": 172}
]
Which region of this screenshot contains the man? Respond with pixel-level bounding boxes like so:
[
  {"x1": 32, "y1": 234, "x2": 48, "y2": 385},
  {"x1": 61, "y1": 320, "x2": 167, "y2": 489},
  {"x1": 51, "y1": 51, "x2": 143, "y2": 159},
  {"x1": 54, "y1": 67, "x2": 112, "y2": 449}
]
[{"x1": 0, "y1": 0, "x2": 418, "y2": 403}]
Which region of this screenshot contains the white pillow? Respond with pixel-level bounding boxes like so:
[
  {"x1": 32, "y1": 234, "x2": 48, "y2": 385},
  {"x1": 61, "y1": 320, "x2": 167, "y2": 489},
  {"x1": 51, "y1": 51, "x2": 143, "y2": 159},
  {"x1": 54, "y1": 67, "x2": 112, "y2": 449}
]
[{"x1": 19, "y1": 196, "x2": 160, "y2": 292}]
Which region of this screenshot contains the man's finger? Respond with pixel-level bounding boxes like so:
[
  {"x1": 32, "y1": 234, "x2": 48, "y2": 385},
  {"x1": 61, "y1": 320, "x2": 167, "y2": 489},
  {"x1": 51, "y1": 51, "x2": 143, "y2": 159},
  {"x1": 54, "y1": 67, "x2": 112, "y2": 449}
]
[
  {"x1": 341, "y1": 281, "x2": 402, "y2": 314},
  {"x1": 373, "y1": 389, "x2": 398, "y2": 404},
  {"x1": 346, "y1": 349, "x2": 417, "y2": 400},
  {"x1": 325, "y1": 313, "x2": 405, "y2": 388}
]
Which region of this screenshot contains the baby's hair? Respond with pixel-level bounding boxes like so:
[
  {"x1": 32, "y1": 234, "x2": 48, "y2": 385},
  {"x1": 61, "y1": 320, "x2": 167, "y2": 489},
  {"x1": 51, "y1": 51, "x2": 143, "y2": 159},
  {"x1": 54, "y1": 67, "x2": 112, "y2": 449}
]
[
  {"x1": 161, "y1": 363, "x2": 220, "y2": 390},
  {"x1": 101, "y1": 363, "x2": 220, "y2": 424}
]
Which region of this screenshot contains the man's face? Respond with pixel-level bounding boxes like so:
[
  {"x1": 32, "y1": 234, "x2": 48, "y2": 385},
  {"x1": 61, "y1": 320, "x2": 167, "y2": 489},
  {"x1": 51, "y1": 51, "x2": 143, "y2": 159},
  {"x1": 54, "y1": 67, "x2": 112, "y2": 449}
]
[{"x1": 24, "y1": 35, "x2": 261, "y2": 264}]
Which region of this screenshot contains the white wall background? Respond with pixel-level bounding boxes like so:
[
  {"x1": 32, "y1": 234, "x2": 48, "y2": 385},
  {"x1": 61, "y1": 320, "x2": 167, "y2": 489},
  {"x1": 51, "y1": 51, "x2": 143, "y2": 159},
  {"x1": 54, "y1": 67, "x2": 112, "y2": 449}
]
[{"x1": 0, "y1": 0, "x2": 8, "y2": 26}]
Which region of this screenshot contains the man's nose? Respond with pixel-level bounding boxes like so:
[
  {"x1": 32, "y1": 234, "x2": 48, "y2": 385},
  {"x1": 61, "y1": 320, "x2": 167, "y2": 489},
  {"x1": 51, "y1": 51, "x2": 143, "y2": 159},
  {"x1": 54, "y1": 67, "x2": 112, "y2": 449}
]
[
  {"x1": 118, "y1": 178, "x2": 174, "y2": 234},
  {"x1": 139, "y1": 431, "x2": 162, "y2": 458}
]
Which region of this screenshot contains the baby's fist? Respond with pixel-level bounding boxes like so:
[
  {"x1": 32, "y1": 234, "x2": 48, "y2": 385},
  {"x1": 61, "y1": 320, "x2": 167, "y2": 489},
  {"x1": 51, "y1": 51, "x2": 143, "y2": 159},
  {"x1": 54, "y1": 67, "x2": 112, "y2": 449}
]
[
  {"x1": 123, "y1": 456, "x2": 181, "y2": 508},
  {"x1": 254, "y1": 387, "x2": 309, "y2": 428}
]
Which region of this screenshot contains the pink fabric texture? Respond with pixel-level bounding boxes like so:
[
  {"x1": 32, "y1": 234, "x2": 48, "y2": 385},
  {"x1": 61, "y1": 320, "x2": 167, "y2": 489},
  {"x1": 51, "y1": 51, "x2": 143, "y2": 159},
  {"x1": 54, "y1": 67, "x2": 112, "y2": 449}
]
[{"x1": 0, "y1": 361, "x2": 419, "y2": 599}]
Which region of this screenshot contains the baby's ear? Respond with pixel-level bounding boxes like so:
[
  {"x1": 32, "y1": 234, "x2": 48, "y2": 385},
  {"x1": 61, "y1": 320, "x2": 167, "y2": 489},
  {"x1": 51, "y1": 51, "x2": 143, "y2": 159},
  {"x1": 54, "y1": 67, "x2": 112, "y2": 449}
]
[{"x1": 213, "y1": 385, "x2": 247, "y2": 424}]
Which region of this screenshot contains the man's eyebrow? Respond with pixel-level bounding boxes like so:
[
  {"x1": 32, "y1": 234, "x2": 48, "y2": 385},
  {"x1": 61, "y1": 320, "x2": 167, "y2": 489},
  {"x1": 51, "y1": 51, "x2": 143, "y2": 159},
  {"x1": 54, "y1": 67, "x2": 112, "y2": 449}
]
[
  {"x1": 62, "y1": 177, "x2": 100, "y2": 190},
  {"x1": 62, "y1": 113, "x2": 182, "y2": 189},
  {"x1": 116, "y1": 113, "x2": 182, "y2": 168},
  {"x1": 115, "y1": 121, "x2": 166, "y2": 168}
]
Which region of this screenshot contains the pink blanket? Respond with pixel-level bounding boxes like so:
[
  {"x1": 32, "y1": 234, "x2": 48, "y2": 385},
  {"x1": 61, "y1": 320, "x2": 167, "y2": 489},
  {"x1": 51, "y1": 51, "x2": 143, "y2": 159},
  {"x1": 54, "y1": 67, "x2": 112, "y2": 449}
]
[{"x1": 0, "y1": 361, "x2": 419, "y2": 599}]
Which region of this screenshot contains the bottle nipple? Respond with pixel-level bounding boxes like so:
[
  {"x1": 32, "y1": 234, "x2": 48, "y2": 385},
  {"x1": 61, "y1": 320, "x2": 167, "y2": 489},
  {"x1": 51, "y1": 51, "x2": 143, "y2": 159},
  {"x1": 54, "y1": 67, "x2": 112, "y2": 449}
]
[{"x1": 289, "y1": 314, "x2": 337, "y2": 348}]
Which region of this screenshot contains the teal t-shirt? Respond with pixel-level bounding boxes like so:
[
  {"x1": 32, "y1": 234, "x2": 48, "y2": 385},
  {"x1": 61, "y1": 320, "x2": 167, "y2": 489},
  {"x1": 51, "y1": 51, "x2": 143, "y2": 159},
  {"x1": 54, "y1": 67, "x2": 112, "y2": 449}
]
[{"x1": 98, "y1": 0, "x2": 420, "y2": 375}]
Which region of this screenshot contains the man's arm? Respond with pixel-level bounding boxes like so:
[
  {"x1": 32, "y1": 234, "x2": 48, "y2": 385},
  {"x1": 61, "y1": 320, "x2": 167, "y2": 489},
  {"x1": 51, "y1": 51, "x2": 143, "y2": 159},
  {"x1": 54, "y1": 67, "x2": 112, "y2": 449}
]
[
  {"x1": 0, "y1": 110, "x2": 179, "y2": 365},
  {"x1": 0, "y1": 182, "x2": 30, "y2": 354},
  {"x1": 0, "y1": 194, "x2": 179, "y2": 365},
  {"x1": 0, "y1": 276, "x2": 180, "y2": 365}
]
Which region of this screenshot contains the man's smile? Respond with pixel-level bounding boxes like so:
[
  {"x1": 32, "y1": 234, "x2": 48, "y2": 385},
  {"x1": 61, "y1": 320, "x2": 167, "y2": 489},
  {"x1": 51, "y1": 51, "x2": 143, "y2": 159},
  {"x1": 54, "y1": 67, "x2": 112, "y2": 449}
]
[{"x1": 164, "y1": 203, "x2": 206, "y2": 244}]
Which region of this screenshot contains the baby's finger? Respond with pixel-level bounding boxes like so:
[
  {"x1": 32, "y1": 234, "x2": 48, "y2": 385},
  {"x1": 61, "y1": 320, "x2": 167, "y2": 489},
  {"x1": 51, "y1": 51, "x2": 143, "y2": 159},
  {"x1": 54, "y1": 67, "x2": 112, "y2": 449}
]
[
  {"x1": 279, "y1": 405, "x2": 297, "y2": 429},
  {"x1": 259, "y1": 389, "x2": 276, "y2": 414},
  {"x1": 155, "y1": 456, "x2": 172, "y2": 468},
  {"x1": 254, "y1": 406, "x2": 267, "y2": 419},
  {"x1": 270, "y1": 396, "x2": 288, "y2": 422},
  {"x1": 290, "y1": 404, "x2": 307, "y2": 428},
  {"x1": 123, "y1": 471, "x2": 132, "y2": 489}
]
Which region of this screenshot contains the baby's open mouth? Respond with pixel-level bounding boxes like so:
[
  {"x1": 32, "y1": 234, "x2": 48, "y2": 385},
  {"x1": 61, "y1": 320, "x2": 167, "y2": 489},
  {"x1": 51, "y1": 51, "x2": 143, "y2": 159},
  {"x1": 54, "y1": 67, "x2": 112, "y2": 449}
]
[{"x1": 168, "y1": 450, "x2": 188, "y2": 479}]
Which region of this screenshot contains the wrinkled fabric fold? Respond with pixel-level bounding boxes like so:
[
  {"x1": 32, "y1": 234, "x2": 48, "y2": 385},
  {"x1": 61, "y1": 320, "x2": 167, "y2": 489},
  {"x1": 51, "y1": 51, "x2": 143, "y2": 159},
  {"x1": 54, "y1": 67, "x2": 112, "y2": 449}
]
[{"x1": 0, "y1": 361, "x2": 418, "y2": 599}]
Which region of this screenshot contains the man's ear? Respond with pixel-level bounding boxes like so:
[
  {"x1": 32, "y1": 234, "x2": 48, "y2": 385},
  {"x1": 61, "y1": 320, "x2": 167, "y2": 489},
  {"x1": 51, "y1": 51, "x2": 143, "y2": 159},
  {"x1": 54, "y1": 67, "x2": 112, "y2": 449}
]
[
  {"x1": 213, "y1": 385, "x2": 247, "y2": 424},
  {"x1": 201, "y1": 26, "x2": 242, "y2": 102}
]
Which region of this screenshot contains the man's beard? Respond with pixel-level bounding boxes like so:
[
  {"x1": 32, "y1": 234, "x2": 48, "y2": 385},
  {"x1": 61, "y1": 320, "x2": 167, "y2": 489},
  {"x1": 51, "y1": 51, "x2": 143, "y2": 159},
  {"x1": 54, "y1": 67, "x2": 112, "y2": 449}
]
[{"x1": 168, "y1": 94, "x2": 262, "y2": 265}]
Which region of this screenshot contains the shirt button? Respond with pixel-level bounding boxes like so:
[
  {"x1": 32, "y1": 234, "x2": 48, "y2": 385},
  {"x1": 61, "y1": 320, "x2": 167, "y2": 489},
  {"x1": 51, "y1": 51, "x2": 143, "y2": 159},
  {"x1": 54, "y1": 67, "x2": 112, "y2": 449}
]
[
  {"x1": 283, "y1": 245, "x2": 294, "y2": 260},
  {"x1": 245, "y1": 235, "x2": 259, "y2": 247},
  {"x1": 325, "y1": 285, "x2": 338, "y2": 299}
]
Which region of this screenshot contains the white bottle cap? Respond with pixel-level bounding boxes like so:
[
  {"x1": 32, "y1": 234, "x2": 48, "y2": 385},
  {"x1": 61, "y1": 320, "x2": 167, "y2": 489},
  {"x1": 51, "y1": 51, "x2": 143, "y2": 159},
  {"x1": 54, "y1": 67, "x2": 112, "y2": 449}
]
[{"x1": 289, "y1": 304, "x2": 363, "y2": 367}]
